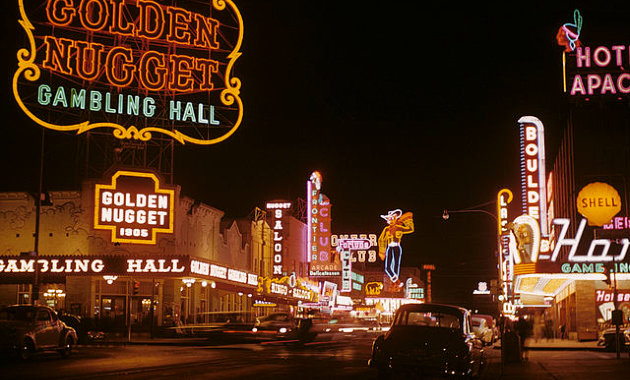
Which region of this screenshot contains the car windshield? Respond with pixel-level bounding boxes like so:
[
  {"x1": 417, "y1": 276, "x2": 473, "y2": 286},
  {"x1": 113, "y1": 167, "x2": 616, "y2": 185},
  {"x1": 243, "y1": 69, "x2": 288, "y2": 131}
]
[
  {"x1": 0, "y1": 307, "x2": 36, "y2": 321},
  {"x1": 394, "y1": 310, "x2": 462, "y2": 329}
]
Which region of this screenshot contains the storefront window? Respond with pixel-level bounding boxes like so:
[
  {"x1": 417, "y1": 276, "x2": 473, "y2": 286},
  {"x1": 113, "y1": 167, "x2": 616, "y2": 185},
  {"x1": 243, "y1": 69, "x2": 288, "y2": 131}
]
[{"x1": 17, "y1": 284, "x2": 31, "y2": 305}]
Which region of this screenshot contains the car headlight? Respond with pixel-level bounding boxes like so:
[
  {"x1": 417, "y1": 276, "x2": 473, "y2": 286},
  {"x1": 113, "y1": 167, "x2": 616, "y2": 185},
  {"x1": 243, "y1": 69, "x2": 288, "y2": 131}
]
[{"x1": 279, "y1": 328, "x2": 287, "y2": 334}]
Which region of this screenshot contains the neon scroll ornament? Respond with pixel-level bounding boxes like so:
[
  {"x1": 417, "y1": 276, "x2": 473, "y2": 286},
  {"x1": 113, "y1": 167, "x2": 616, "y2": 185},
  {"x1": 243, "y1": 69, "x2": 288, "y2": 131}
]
[
  {"x1": 378, "y1": 209, "x2": 414, "y2": 284},
  {"x1": 13, "y1": 0, "x2": 244, "y2": 145},
  {"x1": 556, "y1": 9, "x2": 582, "y2": 52}
]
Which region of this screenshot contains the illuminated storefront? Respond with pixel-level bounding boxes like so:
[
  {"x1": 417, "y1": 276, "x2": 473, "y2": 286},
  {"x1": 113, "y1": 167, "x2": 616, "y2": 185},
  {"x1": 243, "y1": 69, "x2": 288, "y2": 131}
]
[{"x1": 0, "y1": 173, "x2": 319, "y2": 331}]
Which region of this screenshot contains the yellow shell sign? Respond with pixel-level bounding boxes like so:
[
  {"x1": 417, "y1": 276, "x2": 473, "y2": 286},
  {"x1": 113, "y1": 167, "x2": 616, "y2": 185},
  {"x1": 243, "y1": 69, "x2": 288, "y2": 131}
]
[{"x1": 577, "y1": 182, "x2": 621, "y2": 226}]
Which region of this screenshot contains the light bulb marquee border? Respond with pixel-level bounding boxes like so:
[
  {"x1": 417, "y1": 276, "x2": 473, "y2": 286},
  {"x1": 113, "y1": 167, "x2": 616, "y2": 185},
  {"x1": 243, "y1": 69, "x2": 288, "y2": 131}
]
[{"x1": 13, "y1": 0, "x2": 244, "y2": 145}]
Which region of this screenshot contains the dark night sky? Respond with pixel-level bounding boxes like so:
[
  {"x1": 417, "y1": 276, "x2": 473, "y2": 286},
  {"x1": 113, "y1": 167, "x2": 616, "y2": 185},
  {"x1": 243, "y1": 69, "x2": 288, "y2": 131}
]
[{"x1": 2, "y1": 1, "x2": 630, "y2": 307}]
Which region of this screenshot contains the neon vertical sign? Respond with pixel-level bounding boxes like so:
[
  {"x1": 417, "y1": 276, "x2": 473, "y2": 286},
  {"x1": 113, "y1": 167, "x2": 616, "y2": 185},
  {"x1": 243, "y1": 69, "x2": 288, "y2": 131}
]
[
  {"x1": 266, "y1": 201, "x2": 292, "y2": 276},
  {"x1": 497, "y1": 189, "x2": 513, "y2": 301},
  {"x1": 336, "y1": 238, "x2": 371, "y2": 292},
  {"x1": 307, "y1": 172, "x2": 337, "y2": 276},
  {"x1": 518, "y1": 116, "x2": 548, "y2": 239}
]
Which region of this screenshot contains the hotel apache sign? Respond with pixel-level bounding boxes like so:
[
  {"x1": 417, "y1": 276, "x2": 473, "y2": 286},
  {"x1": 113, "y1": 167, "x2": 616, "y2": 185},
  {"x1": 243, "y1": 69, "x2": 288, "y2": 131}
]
[
  {"x1": 13, "y1": 0, "x2": 244, "y2": 145},
  {"x1": 94, "y1": 170, "x2": 175, "y2": 244}
]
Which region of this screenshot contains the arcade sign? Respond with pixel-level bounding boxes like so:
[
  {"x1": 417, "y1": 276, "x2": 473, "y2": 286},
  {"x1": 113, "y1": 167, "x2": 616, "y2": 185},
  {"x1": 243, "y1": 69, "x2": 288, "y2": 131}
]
[
  {"x1": 94, "y1": 170, "x2": 174, "y2": 244},
  {"x1": 13, "y1": 0, "x2": 244, "y2": 145}
]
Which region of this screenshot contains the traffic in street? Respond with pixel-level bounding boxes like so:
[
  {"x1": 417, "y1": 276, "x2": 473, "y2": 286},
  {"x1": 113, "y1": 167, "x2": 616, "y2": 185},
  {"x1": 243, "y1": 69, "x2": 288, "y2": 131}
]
[{"x1": 1, "y1": 333, "x2": 629, "y2": 379}]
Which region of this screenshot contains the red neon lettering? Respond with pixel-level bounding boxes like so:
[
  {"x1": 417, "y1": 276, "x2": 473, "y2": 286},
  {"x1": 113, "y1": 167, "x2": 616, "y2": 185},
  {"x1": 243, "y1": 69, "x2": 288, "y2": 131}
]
[
  {"x1": 138, "y1": 51, "x2": 168, "y2": 91},
  {"x1": 169, "y1": 54, "x2": 195, "y2": 92},
  {"x1": 105, "y1": 47, "x2": 136, "y2": 87},
  {"x1": 193, "y1": 12, "x2": 219, "y2": 49},
  {"x1": 47, "y1": 0, "x2": 76, "y2": 26},
  {"x1": 74, "y1": 41, "x2": 104, "y2": 80},
  {"x1": 137, "y1": 0, "x2": 164, "y2": 39},
  {"x1": 166, "y1": 7, "x2": 192, "y2": 45},
  {"x1": 42, "y1": 36, "x2": 74, "y2": 75},
  {"x1": 195, "y1": 58, "x2": 219, "y2": 90},
  {"x1": 78, "y1": 0, "x2": 110, "y2": 31},
  {"x1": 109, "y1": 0, "x2": 134, "y2": 35}
]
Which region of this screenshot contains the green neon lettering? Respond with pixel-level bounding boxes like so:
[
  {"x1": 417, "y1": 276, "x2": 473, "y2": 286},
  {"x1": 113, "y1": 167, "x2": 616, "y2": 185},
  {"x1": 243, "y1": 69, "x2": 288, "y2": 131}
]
[{"x1": 38, "y1": 84, "x2": 52, "y2": 105}]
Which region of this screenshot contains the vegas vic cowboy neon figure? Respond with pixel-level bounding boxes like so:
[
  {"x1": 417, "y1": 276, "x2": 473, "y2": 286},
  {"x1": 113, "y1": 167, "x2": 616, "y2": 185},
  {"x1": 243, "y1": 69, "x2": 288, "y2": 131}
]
[{"x1": 378, "y1": 209, "x2": 414, "y2": 284}]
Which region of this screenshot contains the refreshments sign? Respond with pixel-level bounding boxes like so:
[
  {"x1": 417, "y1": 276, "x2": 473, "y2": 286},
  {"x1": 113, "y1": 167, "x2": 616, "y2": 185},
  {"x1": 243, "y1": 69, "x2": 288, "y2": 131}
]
[
  {"x1": 94, "y1": 170, "x2": 174, "y2": 244},
  {"x1": 13, "y1": 0, "x2": 244, "y2": 145}
]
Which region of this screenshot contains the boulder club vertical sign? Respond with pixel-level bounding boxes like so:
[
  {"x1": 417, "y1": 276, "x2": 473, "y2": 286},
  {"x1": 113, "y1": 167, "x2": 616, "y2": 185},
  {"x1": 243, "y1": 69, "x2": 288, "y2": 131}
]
[{"x1": 95, "y1": 170, "x2": 174, "y2": 244}]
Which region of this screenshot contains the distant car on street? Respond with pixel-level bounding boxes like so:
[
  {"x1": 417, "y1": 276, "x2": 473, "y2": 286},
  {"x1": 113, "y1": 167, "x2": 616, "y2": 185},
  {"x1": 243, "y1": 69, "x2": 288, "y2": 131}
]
[
  {"x1": 471, "y1": 316, "x2": 494, "y2": 345},
  {"x1": 253, "y1": 312, "x2": 296, "y2": 337},
  {"x1": 0, "y1": 305, "x2": 78, "y2": 360},
  {"x1": 369, "y1": 303, "x2": 485, "y2": 378}
]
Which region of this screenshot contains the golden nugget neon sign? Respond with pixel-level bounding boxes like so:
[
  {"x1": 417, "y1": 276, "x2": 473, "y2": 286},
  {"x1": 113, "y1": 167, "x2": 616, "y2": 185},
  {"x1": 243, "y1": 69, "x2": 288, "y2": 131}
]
[
  {"x1": 14, "y1": 0, "x2": 243, "y2": 145},
  {"x1": 94, "y1": 170, "x2": 174, "y2": 244}
]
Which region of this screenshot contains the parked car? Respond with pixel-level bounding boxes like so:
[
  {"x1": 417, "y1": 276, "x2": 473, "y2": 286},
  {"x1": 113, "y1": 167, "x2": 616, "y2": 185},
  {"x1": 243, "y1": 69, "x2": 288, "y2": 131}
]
[
  {"x1": 597, "y1": 327, "x2": 630, "y2": 352},
  {"x1": 0, "y1": 305, "x2": 78, "y2": 360},
  {"x1": 471, "y1": 316, "x2": 494, "y2": 345},
  {"x1": 369, "y1": 303, "x2": 484, "y2": 378},
  {"x1": 472, "y1": 314, "x2": 496, "y2": 341}
]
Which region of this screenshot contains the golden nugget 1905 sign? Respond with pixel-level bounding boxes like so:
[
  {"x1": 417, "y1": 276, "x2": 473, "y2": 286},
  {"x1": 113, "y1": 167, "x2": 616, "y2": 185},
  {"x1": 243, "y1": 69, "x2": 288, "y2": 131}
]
[
  {"x1": 13, "y1": 0, "x2": 243, "y2": 145},
  {"x1": 95, "y1": 170, "x2": 175, "y2": 244}
]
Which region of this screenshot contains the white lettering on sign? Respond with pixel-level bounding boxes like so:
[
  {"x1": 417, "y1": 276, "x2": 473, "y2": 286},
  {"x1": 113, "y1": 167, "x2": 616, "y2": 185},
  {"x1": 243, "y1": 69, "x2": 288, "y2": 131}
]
[
  {"x1": 95, "y1": 171, "x2": 174, "y2": 244},
  {"x1": 127, "y1": 259, "x2": 185, "y2": 273},
  {"x1": 331, "y1": 234, "x2": 378, "y2": 263},
  {"x1": 270, "y1": 282, "x2": 288, "y2": 296},
  {"x1": 518, "y1": 117, "x2": 548, "y2": 236},
  {"x1": 228, "y1": 268, "x2": 247, "y2": 283},
  {"x1": 265, "y1": 202, "x2": 292, "y2": 209},
  {"x1": 550, "y1": 218, "x2": 629, "y2": 262},
  {"x1": 190, "y1": 260, "x2": 210, "y2": 276},
  {"x1": 210, "y1": 264, "x2": 227, "y2": 279},
  {"x1": 248, "y1": 273, "x2": 258, "y2": 286},
  {"x1": 595, "y1": 289, "x2": 630, "y2": 303},
  {"x1": 0, "y1": 259, "x2": 104, "y2": 273},
  {"x1": 268, "y1": 201, "x2": 290, "y2": 276}
]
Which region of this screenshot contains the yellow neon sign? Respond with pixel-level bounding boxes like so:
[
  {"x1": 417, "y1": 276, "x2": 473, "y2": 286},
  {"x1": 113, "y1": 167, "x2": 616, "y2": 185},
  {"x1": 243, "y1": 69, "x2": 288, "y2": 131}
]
[
  {"x1": 94, "y1": 170, "x2": 175, "y2": 245},
  {"x1": 13, "y1": 0, "x2": 244, "y2": 145}
]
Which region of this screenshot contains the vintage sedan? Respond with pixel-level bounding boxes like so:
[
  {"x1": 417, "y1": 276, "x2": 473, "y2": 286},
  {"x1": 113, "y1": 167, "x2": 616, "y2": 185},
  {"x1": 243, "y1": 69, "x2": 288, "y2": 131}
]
[
  {"x1": 369, "y1": 303, "x2": 484, "y2": 378},
  {"x1": 0, "y1": 305, "x2": 78, "y2": 359}
]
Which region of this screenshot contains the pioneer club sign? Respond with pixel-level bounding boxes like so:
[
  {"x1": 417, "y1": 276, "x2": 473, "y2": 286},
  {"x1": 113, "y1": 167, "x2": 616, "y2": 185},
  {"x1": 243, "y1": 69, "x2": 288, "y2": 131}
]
[
  {"x1": 13, "y1": 0, "x2": 244, "y2": 145},
  {"x1": 94, "y1": 170, "x2": 174, "y2": 244}
]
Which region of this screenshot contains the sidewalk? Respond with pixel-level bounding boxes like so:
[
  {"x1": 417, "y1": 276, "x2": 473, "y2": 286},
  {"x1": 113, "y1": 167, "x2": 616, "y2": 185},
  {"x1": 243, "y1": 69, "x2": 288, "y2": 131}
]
[
  {"x1": 493, "y1": 338, "x2": 602, "y2": 351},
  {"x1": 526, "y1": 338, "x2": 602, "y2": 350}
]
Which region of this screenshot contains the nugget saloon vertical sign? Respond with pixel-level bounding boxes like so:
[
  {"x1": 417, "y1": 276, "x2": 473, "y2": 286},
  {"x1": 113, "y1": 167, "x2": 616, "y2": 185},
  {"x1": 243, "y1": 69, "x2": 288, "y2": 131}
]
[
  {"x1": 13, "y1": 0, "x2": 244, "y2": 145},
  {"x1": 95, "y1": 170, "x2": 175, "y2": 244}
]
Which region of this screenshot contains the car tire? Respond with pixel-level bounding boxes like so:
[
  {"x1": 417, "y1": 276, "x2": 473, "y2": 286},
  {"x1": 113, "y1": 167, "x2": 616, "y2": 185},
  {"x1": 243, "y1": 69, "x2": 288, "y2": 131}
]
[
  {"x1": 20, "y1": 339, "x2": 35, "y2": 361},
  {"x1": 59, "y1": 335, "x2": 74, "y2": 358}
]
